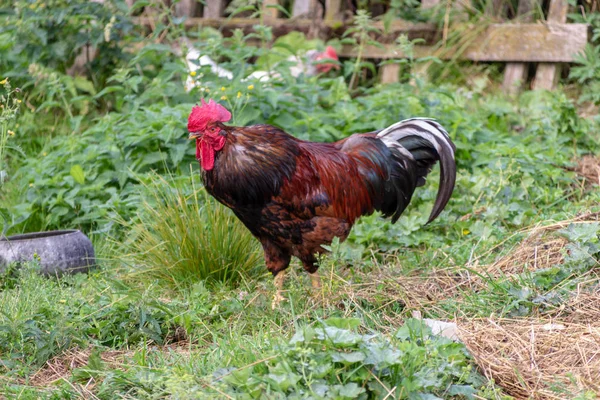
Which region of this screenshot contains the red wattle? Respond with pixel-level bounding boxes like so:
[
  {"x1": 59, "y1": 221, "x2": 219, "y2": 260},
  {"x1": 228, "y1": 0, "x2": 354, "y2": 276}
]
[
  {"x1": 196, "y1": 133, "x2": 226, "y2": 171},
  {"x1": 201, "y1": 141, "x2": 215, "y2": 171}
]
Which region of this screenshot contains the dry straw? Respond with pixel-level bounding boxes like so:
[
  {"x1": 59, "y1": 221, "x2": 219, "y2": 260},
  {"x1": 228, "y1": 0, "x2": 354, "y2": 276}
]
[
  {"x1": 456, "y1": 212, "x2": 600, "y2": 399},
  {"x1": 572, "y1": 155, "x2": 600, "y2": 187},
  {"x1": 458, "y1": 300, "x2": 600, "y2": 399}
]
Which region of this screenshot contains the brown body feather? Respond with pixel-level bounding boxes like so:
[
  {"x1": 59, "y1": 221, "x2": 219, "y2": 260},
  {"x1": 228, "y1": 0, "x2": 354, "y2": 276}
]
[{"x1": 201, "y1": 122, "x2": 454, "y2": 276}]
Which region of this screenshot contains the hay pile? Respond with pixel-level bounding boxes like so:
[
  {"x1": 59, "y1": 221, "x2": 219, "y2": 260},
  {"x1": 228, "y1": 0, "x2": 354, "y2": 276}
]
[
  {"x1": 459, "y1": 287, "x2": 600, "y2": 399},
  {"x1": 27, "y1": 340, "x2": 192, "y2": 389},
  {"x1": 333, "y1": 266, "x2": 475, "y2": 313},
  {"x1": 485, "y1": 234, "x2": 567, "y2": 277},
  {"x1": 460, "y1": 317, "x2": 600, "y2": 398},
  {"x1": 28, "y1": 347, "x2": 127, "y2": 388},
  {"x1": 335, "y1": 214, "x2": 598, "y2": 315},
  {"x1": 481, "y1": 212, "x2": 600, "y2": 279},
  {"x1": 573, "y1": 155, "x2": 600, "y2": 186},
  {"x1": 457, "y1": 215, "x2": 600, "y2": 398}
]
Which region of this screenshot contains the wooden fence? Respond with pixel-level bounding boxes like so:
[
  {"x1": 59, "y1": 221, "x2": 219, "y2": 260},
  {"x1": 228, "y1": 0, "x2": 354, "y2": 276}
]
[{"x1": 138, "y1": 0, "x2": 590, "y2": 93}]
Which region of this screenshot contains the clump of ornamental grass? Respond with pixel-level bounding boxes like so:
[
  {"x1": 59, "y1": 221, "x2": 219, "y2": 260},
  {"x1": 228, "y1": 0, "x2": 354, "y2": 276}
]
[{"x1": 117, "y1": 172, "x2": 262, "y2": 288}]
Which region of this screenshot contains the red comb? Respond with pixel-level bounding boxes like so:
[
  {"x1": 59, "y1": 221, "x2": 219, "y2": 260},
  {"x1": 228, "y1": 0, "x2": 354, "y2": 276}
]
[
  {"x1": 323, "y1": 46, "x2": 338, "y2": 60},
  {"x1": 315, "y1": 46, "x2": 340, "y2": 73},
  {"x1": 187, "y1": 99, "x2": 232, "y2": 132}
]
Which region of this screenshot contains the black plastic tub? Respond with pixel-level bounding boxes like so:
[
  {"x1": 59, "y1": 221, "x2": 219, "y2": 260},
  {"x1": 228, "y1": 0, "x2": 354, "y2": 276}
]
[{"x1": 0, "y1": 230, "x2": 96, "y2": 276}]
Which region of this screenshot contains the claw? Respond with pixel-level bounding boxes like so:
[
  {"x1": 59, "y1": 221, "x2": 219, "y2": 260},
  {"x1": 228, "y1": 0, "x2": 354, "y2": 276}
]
[
  {"x1": 272, "y1": 290, "x2": 286, "y2": 309},
  {"x1": 309, "y1": 271, "x2": 321, "y2": 291}
]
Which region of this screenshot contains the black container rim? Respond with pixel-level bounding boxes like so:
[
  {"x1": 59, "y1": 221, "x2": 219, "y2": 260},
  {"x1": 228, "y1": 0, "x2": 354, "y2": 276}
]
[{"x1": 0, "y1": 230, "x2": 81, "y2": 242}]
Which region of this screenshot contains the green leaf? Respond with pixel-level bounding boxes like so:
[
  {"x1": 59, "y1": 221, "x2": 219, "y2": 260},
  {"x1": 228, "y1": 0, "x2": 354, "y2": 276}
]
[
  {"x1": 234, "y1": 107, "x2": 262, "y2": 126},
  {"x1": 331, "y1": 351, "x2": 366, "y2": 365},
  {"x1": 396, "y1": 318, "x2": 433, "y2": 341},
  {"x1": 319, "y1": 326, "x2": 363, "y2": 347},
  {"x1": 332, "y1": 382, "x2": 365, "y2": 398},
  {"x1": 223, "y1": 366, "x2": 253, "y2": 386},
  {"x1": 447, "y1": 384, "x2": 478, "y2": 399},
  {"x1": 324, "y1": 317, "x2": 361, "y2": 330},
  {"x1": 266, "y1": 373, "x2": 300, "y2": 392},
  {"x1": 94, "y1": 86, "x2": 124, "y2": 99},
  {"x1": 73, "y1": 77, "x2": 97, "y2": 95},
  {"x1": 70, "y1": 164, "x2": 86, "y2": 184},
  {"x1": 558, "y1": 223, "x2": 600, "y2": 244},
  {"x1": 364, "y1": 343, "x2": 402, "y2": 366}
]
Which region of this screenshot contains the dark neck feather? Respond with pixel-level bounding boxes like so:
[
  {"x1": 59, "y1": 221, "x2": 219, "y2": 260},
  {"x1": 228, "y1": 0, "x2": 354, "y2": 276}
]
[{"x1": 202, "y1": 125, "x2": 300, "y2": 208}]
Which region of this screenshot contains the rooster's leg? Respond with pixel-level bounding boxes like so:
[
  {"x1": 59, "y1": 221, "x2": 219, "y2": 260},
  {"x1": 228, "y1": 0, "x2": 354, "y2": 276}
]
[
  {"x1": 271, "y1": 270, "x2": 286, "y2": 310},
  {"x1": 262, "y1": 240, "x2": 291, "y2": 310}
]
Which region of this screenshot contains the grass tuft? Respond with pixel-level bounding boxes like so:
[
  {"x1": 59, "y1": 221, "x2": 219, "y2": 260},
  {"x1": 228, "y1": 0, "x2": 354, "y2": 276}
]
[{"x1": 117, "y1": 172, "x2": 262, "y2": 289}]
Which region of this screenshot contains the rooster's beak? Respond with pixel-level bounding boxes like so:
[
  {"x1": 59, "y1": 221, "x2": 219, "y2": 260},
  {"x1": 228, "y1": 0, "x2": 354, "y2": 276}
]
[{"x1": 188, "y1": 132, "x2": 201, "y2": 140}]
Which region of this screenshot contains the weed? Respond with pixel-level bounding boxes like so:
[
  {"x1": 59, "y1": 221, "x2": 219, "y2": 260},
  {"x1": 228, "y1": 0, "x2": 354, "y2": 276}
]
[
  {"x1": 116, "y1": 172, "x2": 262, "y2": 288},
  {"x1": 214, "y1": 317, "x2": 484, "y2": 399}
]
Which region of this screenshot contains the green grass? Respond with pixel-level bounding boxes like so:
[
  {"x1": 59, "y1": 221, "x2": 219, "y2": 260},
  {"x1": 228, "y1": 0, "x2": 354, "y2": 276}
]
[
  {"x1": 2, "y1": 0, "x2": 600, "y2": 398},
  {"x1": 4, "y1": 231, "x2": 596, "y2": 398},
  {"x1": 114, "y1": 172, "x2": 262, "y2": 290}
]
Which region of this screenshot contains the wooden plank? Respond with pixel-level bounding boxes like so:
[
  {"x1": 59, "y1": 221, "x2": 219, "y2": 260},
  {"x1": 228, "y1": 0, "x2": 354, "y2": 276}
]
[
  {"x1": 292, "y1": 0, "x2": 314, "y2": 17},
  {"x1": 203, "y1": 0, "x2": 224, "y2": 18},
  {"x1": 133, "y1": 17, "x2": 588, "y2": 63},
  {"x1": 339, "y1": 24, "x2": 589, "y2": 62},
  {"x1": 380, "y1": 63, "x2": 401, "y2": 84},
  {"x1": 502, "y1": 0, "x2": 535, "y2": 94},
  {"x1": 547, "y1": 0, "x2": 569, "y2": 21},
  {"x1": 135, "y1": 16, "x2": 436, "y2": 33},
  {"x1": 533, "y1": 0, "x2": 569, "y2": 90}
]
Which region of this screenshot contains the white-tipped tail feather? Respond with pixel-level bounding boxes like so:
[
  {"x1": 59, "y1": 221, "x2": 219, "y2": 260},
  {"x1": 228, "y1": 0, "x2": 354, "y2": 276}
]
[
  {"x1": 377, "y1": 118, "x2": 455, "y2": 160},
  {"x1": 377, "y1": 118, "x2": 456, "y2": 223}
]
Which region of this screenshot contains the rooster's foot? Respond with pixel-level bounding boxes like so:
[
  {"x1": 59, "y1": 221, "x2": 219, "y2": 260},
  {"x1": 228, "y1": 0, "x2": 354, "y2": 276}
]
[
  {"x1": 271, "y1": 271, "x2": 286, "y2": 309},
  {"x1": 309, "y1": 271, "x2": 321, "y2": 291},
  {"x1": 271, "y1": 290, "x2": 286, "y2": 309}
]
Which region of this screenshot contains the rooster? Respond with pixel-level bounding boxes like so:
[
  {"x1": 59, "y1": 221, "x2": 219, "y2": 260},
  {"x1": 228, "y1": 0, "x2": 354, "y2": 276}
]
[
  {"x1": 244, "y1": 46, "x2": 339, "y2": 82},
  {"x1": 184, "y1": 43, "x2": 339, "y2": 91},
  {"x1": 187, "y1": 100, "x2": 456, "y2": 308}
]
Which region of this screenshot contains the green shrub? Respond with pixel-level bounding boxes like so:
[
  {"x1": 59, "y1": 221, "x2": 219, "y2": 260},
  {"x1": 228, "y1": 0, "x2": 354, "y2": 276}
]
[
  {"x1": 117, "y1": 173, "x2": 262, "y2": 288},
  {"x1": 0, "y1": 0, "x2": 133, "y2": 88},
  {"x1": 214, "y1": 317, "x2": 484, "y2": 399}
]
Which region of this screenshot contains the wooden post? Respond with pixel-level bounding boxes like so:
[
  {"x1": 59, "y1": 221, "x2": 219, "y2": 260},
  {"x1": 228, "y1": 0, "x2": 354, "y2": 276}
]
[
  {"x1": 486, "y1": 0, "x2": 508, "y2": 17},
  {"x1": 204, "y1": 0, "x2": 224, "y2": 18},
  {"x1": 533, "y1": 0, "x2": 569, "y2": 90},
  {"x1": 325, "y1": 0, "x2": 341, "y2": 22},
  {"x1": 292, "y1": 0, "x2": 315, "y2": 17},
  {"x1": 502, "y1": 0, "x2": 535, "y2": 94},
  {"x1": 175, "y1": 0, "x2": 197, "y2": 17},
  {"x1": 404, "y1": 0, "x2": 442, "y2": 85},
  {"x1": 262, "y1": 0, "x2": 279, "y2": 19},
  {"x1": 380, "y1": 63, "x2": 401, "y2": 84}
]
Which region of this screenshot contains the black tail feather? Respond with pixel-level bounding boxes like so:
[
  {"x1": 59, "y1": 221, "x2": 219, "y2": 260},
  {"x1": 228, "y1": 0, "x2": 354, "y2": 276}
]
[{"x1": 377, "y1": 118, "x2": 456, "y2": 224}]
